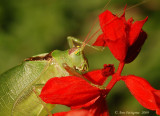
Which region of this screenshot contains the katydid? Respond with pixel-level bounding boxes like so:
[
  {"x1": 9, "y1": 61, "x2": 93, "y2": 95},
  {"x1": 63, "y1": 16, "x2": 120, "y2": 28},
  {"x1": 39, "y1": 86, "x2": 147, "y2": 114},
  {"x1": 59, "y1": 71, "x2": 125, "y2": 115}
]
[{"x1": 0, "y1": 36, "x2": 97, "y2": 116}]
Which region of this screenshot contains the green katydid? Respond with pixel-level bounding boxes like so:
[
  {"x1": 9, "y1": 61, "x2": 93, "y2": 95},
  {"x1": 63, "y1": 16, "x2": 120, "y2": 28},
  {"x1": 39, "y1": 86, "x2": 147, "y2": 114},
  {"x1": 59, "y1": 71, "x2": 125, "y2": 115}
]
[{"x1": 0, "y1": 36, "x2": 99, "y2": 116}]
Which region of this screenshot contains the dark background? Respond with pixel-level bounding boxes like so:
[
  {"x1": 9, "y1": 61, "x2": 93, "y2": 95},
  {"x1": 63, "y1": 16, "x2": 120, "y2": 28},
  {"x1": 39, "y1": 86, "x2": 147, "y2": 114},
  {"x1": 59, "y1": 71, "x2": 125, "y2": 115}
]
[{"x1": 0, "y1": 0, "x2": 160, "y2": 115}]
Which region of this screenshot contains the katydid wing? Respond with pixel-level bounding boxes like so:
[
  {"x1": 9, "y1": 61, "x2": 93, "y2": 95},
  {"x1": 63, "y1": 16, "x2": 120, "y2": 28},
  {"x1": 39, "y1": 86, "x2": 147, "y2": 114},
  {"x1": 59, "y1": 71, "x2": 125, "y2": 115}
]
[{"x1": 0, "y1": 37, "x2": 89, "y2": 116}]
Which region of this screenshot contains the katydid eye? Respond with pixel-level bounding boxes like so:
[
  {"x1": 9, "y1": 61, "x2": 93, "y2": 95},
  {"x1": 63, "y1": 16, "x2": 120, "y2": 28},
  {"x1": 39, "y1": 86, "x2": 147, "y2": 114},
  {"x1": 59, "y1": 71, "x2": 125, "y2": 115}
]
[
  {"x1": 74, "y1": 46, "x2": 81, "y2": 56},
  {"x1": 75, "y1": 50, "x2": 80, "y2": 55}
]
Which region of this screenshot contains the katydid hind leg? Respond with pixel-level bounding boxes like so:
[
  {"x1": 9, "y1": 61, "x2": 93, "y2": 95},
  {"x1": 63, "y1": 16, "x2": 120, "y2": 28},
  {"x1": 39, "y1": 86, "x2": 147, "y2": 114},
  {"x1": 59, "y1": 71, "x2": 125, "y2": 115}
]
[
  {"x1": 11, "y1": 84, "x2": 54, "y2": 116},
  {"x1": 11, "y1": 87, "x2": 46, "y2": 116}
]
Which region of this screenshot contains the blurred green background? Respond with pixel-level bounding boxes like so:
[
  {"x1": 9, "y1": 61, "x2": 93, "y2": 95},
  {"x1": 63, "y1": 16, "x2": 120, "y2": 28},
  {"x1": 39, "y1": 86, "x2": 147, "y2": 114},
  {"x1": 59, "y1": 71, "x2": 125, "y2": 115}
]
[{"x1": 0, "y1": 0, "x2": 160, "y2": 115}]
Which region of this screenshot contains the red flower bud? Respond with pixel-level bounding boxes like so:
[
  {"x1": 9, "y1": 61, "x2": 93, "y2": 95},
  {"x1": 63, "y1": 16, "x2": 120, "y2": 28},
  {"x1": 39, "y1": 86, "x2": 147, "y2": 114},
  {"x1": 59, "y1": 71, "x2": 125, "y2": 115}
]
[{"x1": 102, "y1": 64, "x2": 115, "y2": 77}]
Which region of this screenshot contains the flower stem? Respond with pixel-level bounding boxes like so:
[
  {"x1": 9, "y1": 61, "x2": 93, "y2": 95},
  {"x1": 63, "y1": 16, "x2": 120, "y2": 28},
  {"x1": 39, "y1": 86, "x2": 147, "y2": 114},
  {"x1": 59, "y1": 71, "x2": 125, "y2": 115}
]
[
  {"x1": 105, "y1": 62, "x2": 125, "y2": 94},
  {"x1": 116, "y1": 62, "x2": 125, "y2": 76}
]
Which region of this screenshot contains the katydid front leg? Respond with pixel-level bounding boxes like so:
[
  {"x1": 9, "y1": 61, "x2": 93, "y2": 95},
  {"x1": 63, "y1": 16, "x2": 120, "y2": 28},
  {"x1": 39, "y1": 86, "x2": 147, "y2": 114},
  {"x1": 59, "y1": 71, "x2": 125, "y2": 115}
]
[
  {"x1": 62, "y1": 63, "x2": 90, "y2": 83},
  {"x1": 63, "y1": 63, "x2": 104, "y2": 89},
  {"x1": 67, "y1": 36, "x2": 104, "y2": 51}
]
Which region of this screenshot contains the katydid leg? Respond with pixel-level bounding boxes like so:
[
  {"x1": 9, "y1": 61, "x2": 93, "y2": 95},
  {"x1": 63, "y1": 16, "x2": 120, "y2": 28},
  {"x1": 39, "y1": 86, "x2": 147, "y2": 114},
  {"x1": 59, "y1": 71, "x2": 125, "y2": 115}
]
[
  {"x1": 62, "y1": 63, "x2": 104, "y2": 89},
  {"x1": 62, "y1": 63, "x2": 90, "y2": 83},
  {"x1": 67, "y1": 36, "x2": 104, "y2": 51},
  {"x1": 32, "y1": 84, "x2": 52, "y2": 116}
]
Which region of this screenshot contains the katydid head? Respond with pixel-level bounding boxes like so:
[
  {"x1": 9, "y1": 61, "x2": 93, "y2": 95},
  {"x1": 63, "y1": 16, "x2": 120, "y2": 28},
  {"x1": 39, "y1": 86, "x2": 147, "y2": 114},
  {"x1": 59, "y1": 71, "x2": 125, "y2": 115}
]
[{"x1": 69, "y1": 46, "x2": 88, "y2": 72}]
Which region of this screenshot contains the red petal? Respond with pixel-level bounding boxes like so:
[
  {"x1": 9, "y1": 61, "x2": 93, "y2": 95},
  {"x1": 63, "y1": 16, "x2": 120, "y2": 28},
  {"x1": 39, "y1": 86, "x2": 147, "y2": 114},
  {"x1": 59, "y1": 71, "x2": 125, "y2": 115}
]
[
  {"x1": 128, "y1": 17, "x2": 148, "y2": 46},
  {"x1": 122, "y1": 75, "x2": 160, "y2": 114},
  {"x1": 52, "y1": 112, "x2": 67, "y2": 116},
  {"x1": 153, "y1": 90, "x2": 160, "y2": 115},
  {"x1": 83, "y1": 70, "x2": 106, "y2": 85},
  {"x1": 127, "y1": 17, "x2": 133, "y2": 24},
  {"x1": 93, "y1": 34, "x2": 107, "y2": 47},
  {"x1": 40, "y1": 76, "x2": 100, "y2": 107},
  {"x1": 120, "y1": 5, "x2": 127, "y2": 22},
  {"x1": 125, "y1": 30, "x2": 147, "y2": 63},
  {"x1": 98, "y1": 9, "x2": 129, "y2": 61},
  {"x1": 99, "y1": 10, "x2": 116, "y2": 30},
  {"x1": 53, "y1": 96, "x2": 109, "y2": 116},
  {"x1": 53, "y1": 110, "x2": 89, "y2": 116},
  {"x1": 101, "y1": 16, "x2": 127, "y2": 41},
  {"x1": 107, "y1": 37, "x2": 128, "y2": 62},
  {"x1": 85, "y1": 96, "x2": 109, "y2": 116},
  {"x1": 99, "y1": 8, "x2": 128, "y2": 41},
  {"x1": 71, "y1": 96, "x2": 99, "y2": 109},
  {"x1": 83, "y1": 64, "x2": 115, "y2": 85}
]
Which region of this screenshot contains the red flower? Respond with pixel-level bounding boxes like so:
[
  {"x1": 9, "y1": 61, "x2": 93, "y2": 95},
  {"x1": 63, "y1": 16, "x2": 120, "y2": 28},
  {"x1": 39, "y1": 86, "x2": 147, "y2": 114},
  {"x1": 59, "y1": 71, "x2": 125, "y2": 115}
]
[
  {"x1": 40, "y1": 65, "x2": 115, "y2": 116},
  {"x1": 122, "y1": 75, "x2": 160, "y2": 115},
  {"x1": 93, "y1": 7, "x2": 148, "y2": 63}
]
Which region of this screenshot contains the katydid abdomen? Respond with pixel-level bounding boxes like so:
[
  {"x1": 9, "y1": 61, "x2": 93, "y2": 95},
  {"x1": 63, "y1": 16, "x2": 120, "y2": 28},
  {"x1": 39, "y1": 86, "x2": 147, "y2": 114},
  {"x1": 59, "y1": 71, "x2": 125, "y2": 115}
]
[{"x1": 0, "y1": 46, "x2": 88, "y2": 116}]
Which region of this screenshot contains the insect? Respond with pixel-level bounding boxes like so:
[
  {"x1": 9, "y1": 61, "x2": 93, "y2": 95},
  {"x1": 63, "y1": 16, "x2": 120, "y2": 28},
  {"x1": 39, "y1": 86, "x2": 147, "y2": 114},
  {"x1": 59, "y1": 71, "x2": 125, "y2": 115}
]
[{"x1": 0, "y1": 36, "x2": 99, "y2": 116}]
